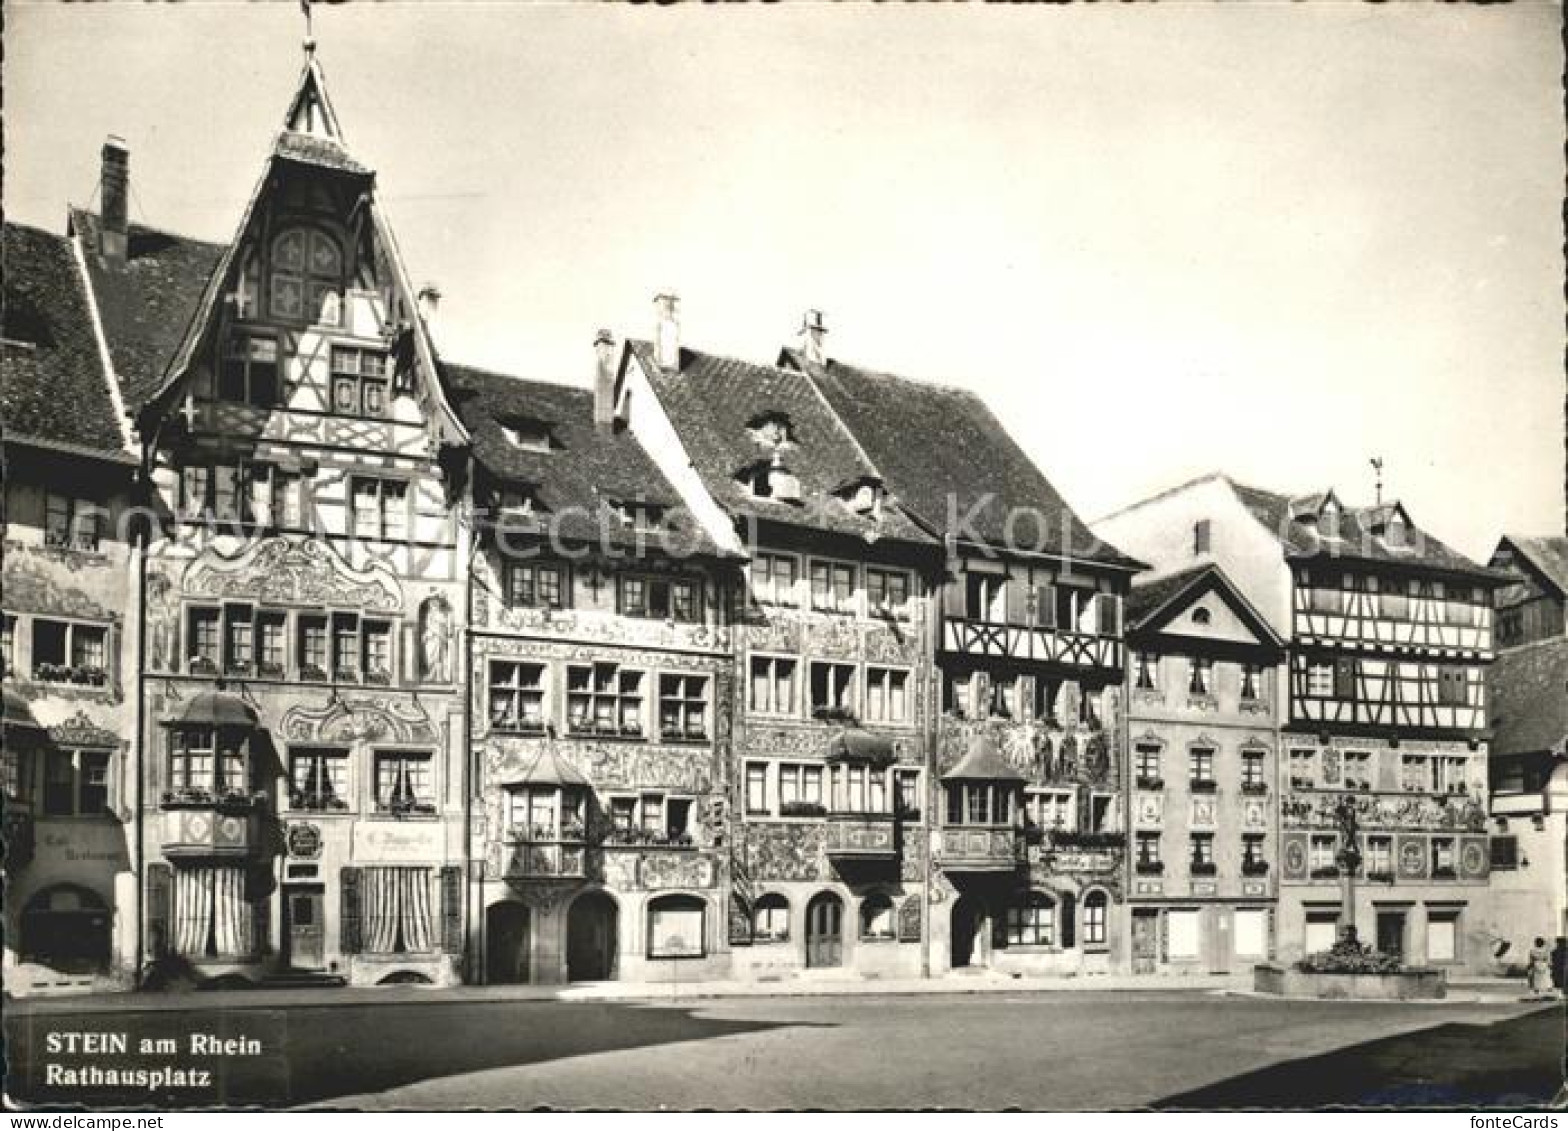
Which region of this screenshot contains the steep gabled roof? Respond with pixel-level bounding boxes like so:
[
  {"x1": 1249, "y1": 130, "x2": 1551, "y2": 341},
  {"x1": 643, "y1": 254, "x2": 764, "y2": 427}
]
[
  {"x1": 1, "y1": 221, "x2": 134, "y2": 461},
  {"x1": 1489, "y1": 639, "x2": 1568, "y2": 757},
  {"x1": 444, "y1": 361, "x2": 726, "y2": 558},
  {"x1": 1227, "y1": 478, "x2": 1500, "y2": 583},
  {"x1": 1126, "y1": 561, "x2": 1284, "y2": 650},
  {"x1": 630, "y1": 341, "x2": 934, "y2": 547},
  {"x1": 780, "y1": 348, "x2": 1142, "y2": 570},
  {"x1": 1493, "y1": 535, "x2": 1568, "y2": 598},
  {"x1": 67, "y1": 209, "x2": 226, "y2": 416}
]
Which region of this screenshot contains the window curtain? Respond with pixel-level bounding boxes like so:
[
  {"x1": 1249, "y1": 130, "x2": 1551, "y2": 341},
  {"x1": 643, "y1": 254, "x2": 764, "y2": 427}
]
[
  {"x1": 172, "y1": 865, "x2": 253, "y2": 958},
  {"x1": 363, "y1": 867, "x2": 434, "y2": 954}
]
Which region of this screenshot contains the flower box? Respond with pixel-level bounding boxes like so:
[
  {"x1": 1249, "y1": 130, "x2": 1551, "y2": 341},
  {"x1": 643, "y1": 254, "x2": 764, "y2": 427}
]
[
  {"x1": 1242, "y1": 860, "x2": 1270, "y2": 876},
  {"x1": 779, "y1": 800, "x2": 827, "y2": 819},
  {"x1": 1135, "y1": 860, "x2": 1164, "y2": 875}
]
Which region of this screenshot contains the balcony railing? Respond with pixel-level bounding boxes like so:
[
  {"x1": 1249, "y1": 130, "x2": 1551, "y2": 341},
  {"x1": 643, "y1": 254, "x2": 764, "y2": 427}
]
[
  {"x1": 824, "y1": 812, "x2": 898, "y2": 860},
  {"x1": 934, "y1": 825, "x2": 1024, "y2": 872}
]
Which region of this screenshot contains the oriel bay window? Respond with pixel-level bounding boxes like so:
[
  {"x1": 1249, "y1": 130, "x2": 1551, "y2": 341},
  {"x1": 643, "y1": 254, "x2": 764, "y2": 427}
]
[
  {"x1": 776, "y1": 762, "x2": 825, "y2": 814},
  {"x1": 166, "y1": 727, "x2": 250, "y2": 806},
  {"x1": 831, "y1": 762, "x2": 887, "y2": 815},
  {"x1": 568, "y1": 663, "x2": 645, "y2": 737},
  {"x1": 290, "y1": 748, "x2": 349, "y2": 811},
  {"x1": 658, "y1": 674, "x2": 709, "y2": 741},
  {"x1": 506, "y1": 786, "x2": 586, "y2": 842},
  {"x1": 945, "y1": 781, "x2": 1018, "y2": 827},
  {"x1": 489, "y1": 661, "x2": 546, "y2": 733},
  {"x1": 374, "y1": 751, "x2": 434, "y2": 816}
]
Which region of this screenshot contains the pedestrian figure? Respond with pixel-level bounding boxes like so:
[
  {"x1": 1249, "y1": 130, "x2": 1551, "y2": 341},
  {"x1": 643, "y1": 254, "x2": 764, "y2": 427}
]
[{"x1": 1527, "y1": 936, "x2": 1556, "y2": 998}]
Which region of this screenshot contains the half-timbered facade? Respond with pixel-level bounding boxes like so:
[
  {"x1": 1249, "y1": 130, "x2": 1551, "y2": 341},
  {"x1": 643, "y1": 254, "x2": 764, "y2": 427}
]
[
  {"x1": 75, "y1": 55, "x2": 474, "y2": 988},
  {"x1": 1095, "y1": 474, "x2": 1504, "y2": 972},
  {"x1": 2, "y1": 219, "x2": 142, "y2": 994},
  {"x1": 451, "y1": 359, "x2": 738, "y2": 985},
  {"x1": 779, "y1": 333, "x2": 1144, "y2": 977},
  {"x1": 1123, "y1": 564, "x2": 1284, "y2": 975}
]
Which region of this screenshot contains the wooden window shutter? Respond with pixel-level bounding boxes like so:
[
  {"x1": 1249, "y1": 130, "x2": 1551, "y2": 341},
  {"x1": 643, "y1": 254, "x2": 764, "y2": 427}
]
[
  {"x1": 1033, "y1": 585, "x2": 1056, "y2": 629},
  {"x1": 440, "y1": 865, "x2": 463, "y2": 954},
  {"x1": 146, "y1": 862, "x2": 173, "y2": 958},
  {"x1": 1004, "y1": 577, "x2": 1029, "y2": 626},
  {"x1": 341, "y1": 866, "x2": 363, "y2": 954},
  {"x1": 1098, "y1": 594, "x2": 1121, "y2": 637}
]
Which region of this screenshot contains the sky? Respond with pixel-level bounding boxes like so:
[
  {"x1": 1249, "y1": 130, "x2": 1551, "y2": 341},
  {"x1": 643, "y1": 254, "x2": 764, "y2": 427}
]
[{"x1": 7, "y1": 2, "x2": 1563, "y2": 560}]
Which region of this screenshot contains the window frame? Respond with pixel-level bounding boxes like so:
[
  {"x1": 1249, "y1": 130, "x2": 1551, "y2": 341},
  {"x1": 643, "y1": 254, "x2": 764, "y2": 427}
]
[
  {"x1": 218, "y1": 332, "x2": 282, "y2": 408},
  {"x1": 809, "y1": 559, "x2": 860, "y2": 616},
  {"x1": 371, "y1": 749, "x2": 436, "y2": 816},
  {"x1": 504, "y1": 560, "x2": 569, "y2": 611},
  {"x1": 566, "y1": 661, "x2": 647, "y2": 738},
  {"x1": 863, "y1": 665, "x2": 911, "y2": 724},
  {"x1": 350, "y1": 476, "x2": 411, "y2": 542}
]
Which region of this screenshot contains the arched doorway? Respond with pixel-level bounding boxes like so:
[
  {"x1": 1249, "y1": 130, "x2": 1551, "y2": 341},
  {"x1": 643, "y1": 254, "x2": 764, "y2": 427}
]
[
  {"x1": 21, "y1": 885, "x2": 111, "y2": 975},
  {"x1": 486, "y1": 901, "x2": 532, "y2": 984},
  {"x1": 951, "y1": 896, "x2": 986, "y2": 969},
  {"x1": 805, "y1": 891, "x2": 843, "y2": 968},
  {"x1": 566, "y1": 891, "x2": 618, "y2": 981}
]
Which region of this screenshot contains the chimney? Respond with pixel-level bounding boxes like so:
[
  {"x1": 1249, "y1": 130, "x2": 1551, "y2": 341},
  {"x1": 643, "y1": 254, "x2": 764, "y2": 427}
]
[
  {"x1": 654, "y1": 291, "x2": 680, "y2": 370},
  {"x1": 800, "y1": 308, "x2": 828, "y2": 365},
  {"x1": 593, "y1": 329, "x2": 618, "y2": 433},
  {"x1": 100, "y1": 136, "x2": 129, "y2": 266}
]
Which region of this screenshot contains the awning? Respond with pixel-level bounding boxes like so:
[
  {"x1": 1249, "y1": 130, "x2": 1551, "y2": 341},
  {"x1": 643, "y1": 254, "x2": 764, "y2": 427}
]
[
  {"x1": 503, "y1": 747, "x2": 591, "y2": 789},
  {"x1": 824, "y1": 727, "x2": 897, "y2": 768},
  {"x1": 163, "y1": 689, "x2": 259, "y2": 729},
  {"x1": 942, "y1": 734, "x2": 1026, "y2": 782},
  {"x1": 2, "y1": 688, "x2": 45, "y2": 736}
]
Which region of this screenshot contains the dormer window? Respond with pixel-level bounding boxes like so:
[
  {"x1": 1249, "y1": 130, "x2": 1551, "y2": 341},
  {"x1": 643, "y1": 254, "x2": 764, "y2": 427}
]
[
  {"x1": 497, "y1": 487, "x2": 547, "y2": 519},
  {"x1": 611, "y1": 501, "x2": 668, "y2": 531},
  {"x1": 499, "y1": 416, "x2": 556, "y2": 453},
  {"x1": 746, "y1": 411, "x2": 796, "y2": 449},
  {"x1": 841, "y1": 481, "x2": 884, "y2": 517},
  {"x1": 738, "y1": 456, "x2": 801, "y2": 504}
]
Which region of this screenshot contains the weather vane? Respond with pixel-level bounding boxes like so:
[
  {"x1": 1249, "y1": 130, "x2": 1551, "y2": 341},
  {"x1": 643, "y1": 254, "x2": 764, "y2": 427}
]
[
  {"x1": 300, "y1": 0, "x2": 316, "y2": 52},
  {"x1": 1369, "y1": 457, "x2": 1384, "y2": 506}
]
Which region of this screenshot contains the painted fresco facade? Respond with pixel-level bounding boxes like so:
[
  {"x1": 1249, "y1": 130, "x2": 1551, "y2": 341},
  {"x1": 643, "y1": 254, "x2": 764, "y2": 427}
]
[
  {"x1": 130, "y1": 63, "x2": 472, "y2": 988},
  {"x1": 1123, "y1": 567, "x2": 1284, "y2": 977},
  {"x1": 728, "y1": 532, "x2": 937, "y2": 981},
  {"x1": 2, "y1": 443, "x2": 141, "y2": 992},
  {"x1": 469, "y1": 542, "x2": 736, "y2": 985}
]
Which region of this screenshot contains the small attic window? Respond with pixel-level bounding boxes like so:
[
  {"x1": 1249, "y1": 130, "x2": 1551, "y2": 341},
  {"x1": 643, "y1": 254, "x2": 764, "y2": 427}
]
[
  {"x1": 497, "y1": 487, "x2": 548, "y2": 517},
  {"x1": 836, "y1": 479, "x2": 885, "y2": 517},
  {"x1": 2, "y1": 295, "x2": 52, "y2": 349},
  {"x1": 736, "y1": 457, "x2": 801, "y2": 504},
  {"x1": 611, "y1": 500, "x2": 668, "y2": 531},
  {"x1": 746, "y1": 411, "x2": 796, "y2": 449},
  {"x1": 499, "y1": 416, "x2": 556, "y2": 453},
  {"x1": 1192, "y1": 607, "x2": 1212, "y2": 626}
]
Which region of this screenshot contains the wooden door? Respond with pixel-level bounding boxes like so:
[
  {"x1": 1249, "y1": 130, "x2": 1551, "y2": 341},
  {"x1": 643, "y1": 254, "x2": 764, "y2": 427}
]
[
  {"x1": 567, "y1": 893, "x2": 618, "y2": 981},
  {"x1": 1131, "y1": 910, "x2": 1159, "y2": 974},
  {"x1": 286, "y1": 889, "x2": 325, "y2": 970},
  {"x1": 805, "y1": 893, "x2": 843, "y2": 968},
  {"x1": 951, "y1": 898, "x2": 979, "y2": 969}
]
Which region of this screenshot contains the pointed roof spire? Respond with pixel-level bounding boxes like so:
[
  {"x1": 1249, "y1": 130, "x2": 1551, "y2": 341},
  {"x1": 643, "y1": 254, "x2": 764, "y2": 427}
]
[{"x1": 283, "y1": 49, "x2": 345, "y2": 143}]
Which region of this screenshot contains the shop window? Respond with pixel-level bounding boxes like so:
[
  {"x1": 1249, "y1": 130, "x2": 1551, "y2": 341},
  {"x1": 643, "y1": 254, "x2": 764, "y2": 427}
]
[
  {"x1": 1006, "y1": 891, "x2": 1055, "y2": 947},
  {"x1": 752, "y1": 894, "x2": 789, "y2": 944},
  {"x1": 647, "y1": 894, "x2": 705, "y2": 959},
  {"x1": 860, "y1": 893, "x2": 897, "y2": 941}
]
